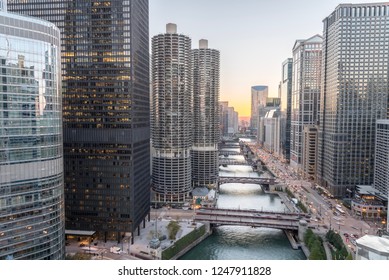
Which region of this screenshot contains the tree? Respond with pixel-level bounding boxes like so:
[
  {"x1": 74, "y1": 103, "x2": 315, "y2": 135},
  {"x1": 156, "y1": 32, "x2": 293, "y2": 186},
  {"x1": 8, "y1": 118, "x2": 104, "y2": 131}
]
[
  {"x1": 167, "y1": 221, "x2": 181, "y2": 240},
  {"x1": 309, "y1": 240, "x2": 326, "y2": 260},
  {"x1": 340, "y1": 246, "x2": 348, "y2": 259},
  {"x1": 304, "y1": 229, "x2": 314, "y2": 245},
  {"x1": 65, "y1": 252, "x2": 92, "y2": 260}
]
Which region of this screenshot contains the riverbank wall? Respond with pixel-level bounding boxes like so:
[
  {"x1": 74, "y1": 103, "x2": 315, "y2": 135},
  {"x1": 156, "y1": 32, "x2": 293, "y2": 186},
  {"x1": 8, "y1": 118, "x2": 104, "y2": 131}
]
[{"x1": 162, "y1": 223, "x2": 211, "y2": 260}]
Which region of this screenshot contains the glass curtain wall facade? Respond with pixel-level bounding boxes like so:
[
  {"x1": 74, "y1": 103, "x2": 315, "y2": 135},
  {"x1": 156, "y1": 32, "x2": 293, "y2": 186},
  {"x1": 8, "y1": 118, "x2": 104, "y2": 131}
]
[
  {"x1": 373, "y1": 120, "x2": 389, "y2": 198},
  {"x1": 192, "y1": 39, "x2": 220, "y2": 188},
  {"x1": 250, "y1": 85, "x2": 268, "y2": 136},
  {"x1": 0, "y1": 7, "x2": 64, "y2": 259},
  {"x1": 318, "y1": 3, "x2": 389, "y2": 197},
  {"x1": 280, "y1": 58, "x2": 292, "y2": 162},
  {"x1": 151, "y1": 24, "x2": 192, "y2": 203},
  {"x1": 8, "y1": 0, "x2": 151, "y2": 241},
  {"x1": 290, "y1": 35, "x2": 322, "y2": 169}
]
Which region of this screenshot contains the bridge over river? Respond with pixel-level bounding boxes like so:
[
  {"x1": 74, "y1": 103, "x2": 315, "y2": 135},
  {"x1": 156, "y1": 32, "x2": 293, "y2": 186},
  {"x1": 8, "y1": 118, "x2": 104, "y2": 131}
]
[
  {"x1": 219, "y1": 158, "x2": 250, "y2": 166},
  {"x1": 194, "y1": 207, "x2": 312, "y2": 231},
  {"x1": 219, "y1": 176, "x2": 276, "y2": 185}
]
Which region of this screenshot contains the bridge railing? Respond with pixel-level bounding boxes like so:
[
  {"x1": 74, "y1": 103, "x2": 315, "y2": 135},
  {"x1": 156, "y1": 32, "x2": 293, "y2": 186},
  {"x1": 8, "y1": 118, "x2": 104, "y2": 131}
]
[
  {"x1": 197, "y1": 207, "x2": 309, "y2": 217},
  {"x1": 194, "y1": 217, "x2": 299, "y2": 230}
]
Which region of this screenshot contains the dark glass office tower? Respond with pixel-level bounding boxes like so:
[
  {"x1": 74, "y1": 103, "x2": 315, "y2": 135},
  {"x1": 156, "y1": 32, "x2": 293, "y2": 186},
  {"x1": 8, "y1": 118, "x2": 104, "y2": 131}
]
[{"x1": 8, "y1": 0, "x2": 151, "y2": 241}]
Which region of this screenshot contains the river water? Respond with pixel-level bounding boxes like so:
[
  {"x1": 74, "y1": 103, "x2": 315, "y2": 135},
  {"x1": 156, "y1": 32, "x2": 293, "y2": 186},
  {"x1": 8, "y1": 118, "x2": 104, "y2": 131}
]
[{"x1": 179, "y1": 141, "x2": 306, "y2": 260}]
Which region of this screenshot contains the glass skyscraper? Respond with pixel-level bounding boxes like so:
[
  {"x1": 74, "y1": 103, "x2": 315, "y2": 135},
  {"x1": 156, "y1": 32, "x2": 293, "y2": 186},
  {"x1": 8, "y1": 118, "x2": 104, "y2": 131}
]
[
  {"x1": 250, "y1": 85, "x2": 268, "y2": 136},
  {"x1": 8, "y1": 0, "x2": 151, "y2": 241},
  {"x1": 318, "y1": 3, "x2": 389, "y2": 197},
  {"x1": 290, "y1": 35, "x2": 322, "y2": 170},
  {"x1": 280, "y1": 58, "x2": 292, "y2": 162},
  {"x1": 151, "y1": 23, "x2": 192, "y2": 203},
  {"x1": 192, "y1": 39, "x2": 220, "y2": 188},
  {"x1": 0, "y1": 2, "x2": 64, "y2": 259}
]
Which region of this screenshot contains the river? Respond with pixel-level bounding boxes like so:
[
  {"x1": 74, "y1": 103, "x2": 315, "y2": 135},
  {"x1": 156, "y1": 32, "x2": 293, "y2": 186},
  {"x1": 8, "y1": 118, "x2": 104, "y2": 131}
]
[{"x1": 179, "y1": 141, "x2": 306, "y2": 260}]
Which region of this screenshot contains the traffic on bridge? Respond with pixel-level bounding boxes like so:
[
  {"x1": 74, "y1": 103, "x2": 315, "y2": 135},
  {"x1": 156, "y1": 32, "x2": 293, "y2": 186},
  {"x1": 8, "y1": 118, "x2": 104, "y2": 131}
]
[{"x1": 194, "y1": 207, "x2": 314, "y2": 231}]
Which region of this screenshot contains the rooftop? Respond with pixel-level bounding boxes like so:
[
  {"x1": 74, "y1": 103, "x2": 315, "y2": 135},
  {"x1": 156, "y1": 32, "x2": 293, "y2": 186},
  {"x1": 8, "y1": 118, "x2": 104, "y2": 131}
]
[
  {"x1": 252, "y1": 85, "x2": 268, "y2": 91},
  {"x1": 356, "y1": 235, "x2": 389, "y2": 254}
]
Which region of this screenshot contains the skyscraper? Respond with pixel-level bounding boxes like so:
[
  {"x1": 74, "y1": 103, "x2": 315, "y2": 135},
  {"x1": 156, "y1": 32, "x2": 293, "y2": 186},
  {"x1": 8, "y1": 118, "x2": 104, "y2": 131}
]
[
  {"x1": 258, "y1": 97, "x2": 281, "y2": 147},
  {"x1": 373, "y1": 120, "x2": 389, "y2": 232},
  {"x1": 317, "y1": 3, "x2": 389, "y2": 197},
  {"x1": 302, "y1": 125, "x2": 318, "y2": 181},
  {"x1": 219, "y1": 101, "x2": 229, "y2": 137},
  {"x1": 0, "y1": 2, "x2": 64, "y2": 259},
  {"x1": 9, "y1": 0, "x2": 151, "y2": 241},
  {"x1": 374, "y1": 120, "x2": 389, "y2": 198},
  {"x1": 290, "y1": 35, "x2": 322, "y2": 170},
  {"x1": 279, "y1": 58, "x2": 293, "y2": 162},
  {"x1": 151, "y1": 23, "x2": 192, "y2": 203},
  {"x1": 250, "y1": 85, "x2": 268, "y2": 135},
  {"x1": 192, "y1": 39, "x2": 220, "y2": 188},
  {"x1": 263, "y1": 109, "x2": 281, "y2": 154}
]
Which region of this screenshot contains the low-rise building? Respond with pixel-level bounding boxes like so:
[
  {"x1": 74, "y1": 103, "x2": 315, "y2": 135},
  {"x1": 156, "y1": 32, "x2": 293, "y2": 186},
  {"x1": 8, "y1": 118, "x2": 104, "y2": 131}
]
[
  {"x1": 355, "y1": 235, "x2": 389, "y2": 260},
  {"x1": 351, "y1": 185, "x2": 387, "y2": 221}
]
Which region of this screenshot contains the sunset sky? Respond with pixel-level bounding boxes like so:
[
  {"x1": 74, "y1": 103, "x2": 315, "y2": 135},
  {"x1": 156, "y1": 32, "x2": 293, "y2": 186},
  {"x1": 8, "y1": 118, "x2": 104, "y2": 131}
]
[{"x1": 149, "y1": 0, "x2": 383, "y2": 117}]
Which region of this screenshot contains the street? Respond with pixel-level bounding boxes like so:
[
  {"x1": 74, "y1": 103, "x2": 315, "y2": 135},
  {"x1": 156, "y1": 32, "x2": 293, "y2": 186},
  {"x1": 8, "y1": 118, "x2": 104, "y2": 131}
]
[{"x1": 244, "y1": 142, "x2": 372, "y2": 254}]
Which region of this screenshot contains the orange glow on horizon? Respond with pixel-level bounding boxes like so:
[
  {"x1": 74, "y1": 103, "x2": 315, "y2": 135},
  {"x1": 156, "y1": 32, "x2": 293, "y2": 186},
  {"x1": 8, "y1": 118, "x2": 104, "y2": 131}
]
[{"x1": 220, "y1": 95, "x2": 251, "y2": 118}]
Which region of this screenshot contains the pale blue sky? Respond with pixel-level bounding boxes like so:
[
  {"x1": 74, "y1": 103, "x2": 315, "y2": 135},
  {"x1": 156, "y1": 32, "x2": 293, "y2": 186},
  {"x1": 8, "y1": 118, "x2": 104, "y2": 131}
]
[{"x1": 150, "y1": 0, "x2": 384, "y2": 116}]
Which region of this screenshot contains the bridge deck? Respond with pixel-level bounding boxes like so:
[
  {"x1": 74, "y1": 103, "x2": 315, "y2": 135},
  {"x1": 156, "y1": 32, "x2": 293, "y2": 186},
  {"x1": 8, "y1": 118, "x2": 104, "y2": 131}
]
[
  {"x1": 194, "y1": 207, "x2": 311, "y2": 231},
  {"x1": 219, "y1": 176, "x2": 276, "y2": 184},
  {"x1": 219, "y1": 159, "x2": 250, "y2": 166}
]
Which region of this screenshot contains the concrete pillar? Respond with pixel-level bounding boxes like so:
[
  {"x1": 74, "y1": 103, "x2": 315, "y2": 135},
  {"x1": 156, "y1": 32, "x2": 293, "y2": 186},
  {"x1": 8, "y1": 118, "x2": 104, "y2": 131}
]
[{"x1": 298, "y1": 220, "x2": 308, "y2": 241}]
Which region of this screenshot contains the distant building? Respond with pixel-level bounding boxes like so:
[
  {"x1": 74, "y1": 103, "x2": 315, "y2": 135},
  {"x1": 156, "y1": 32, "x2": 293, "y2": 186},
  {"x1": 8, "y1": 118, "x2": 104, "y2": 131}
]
[
  {"x1": 263, "y1": 109, "x2": 281, "y2": 154},
  {"x1": 219, "y1": 102, "x2": 239, "y2": 137},
  {"x1": 227, "y1": 107, "x2": 239, "y2": 135},
  {"x1": 279, "y1": 58, "x2": 293, "y2": 162},
  {"x1": 151, "y1": 23, "x2": 192, "y2": 203},
  {"x1": 0, "y1": 2, "x2": 64, "y2": 259},
  {"x1": 355, "y1": 235, "x2": 389, "y2": 260},
  {"x1": 250, "y1": 86, "x2": 268, "y2": 135},
  {"x1": 290, "y1": 35, "x2": 322, "y2": 170},
  {"x1": 258, "y1": 98, "x2": 280, "y2": 147},
  {"x1": 317, "y1": 3, "x2": 389, "y2": 197},
  {"x1": 219, "y1": 101, "x2": 229, "y2": 137},
  {"x1": 192, "y1": 39, "x2": 220, "y2": 188},
  {"x1": 302, "y1": 125, "x2": 318, "y2": 181}
]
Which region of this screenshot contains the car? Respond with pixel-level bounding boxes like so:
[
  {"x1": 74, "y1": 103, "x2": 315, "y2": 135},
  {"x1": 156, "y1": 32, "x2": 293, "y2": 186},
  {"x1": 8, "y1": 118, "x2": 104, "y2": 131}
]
[
  {"x1": 343, "y1": 233, "x2": 349, "y2": 237},
  {"x1": 110, "y1": 246, "x2": 122, "y2": 254}
]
